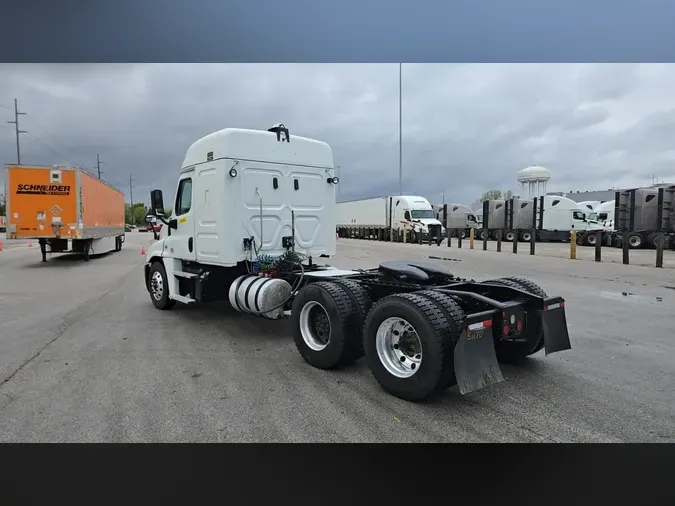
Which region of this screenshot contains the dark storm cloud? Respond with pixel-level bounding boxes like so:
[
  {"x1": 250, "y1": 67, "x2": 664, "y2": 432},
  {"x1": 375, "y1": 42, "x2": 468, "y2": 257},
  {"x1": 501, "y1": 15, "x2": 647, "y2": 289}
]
[{"x1": 1, "y1": 63, "x2": 674, "y2": 209}]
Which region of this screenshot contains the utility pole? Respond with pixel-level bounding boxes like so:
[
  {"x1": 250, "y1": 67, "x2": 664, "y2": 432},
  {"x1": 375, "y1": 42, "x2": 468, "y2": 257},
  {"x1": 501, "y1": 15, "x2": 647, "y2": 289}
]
[
  {"x1": 7, "y1": 99, "x2": 27, "y2": 164},
  {"x1": 129, "y1": 174, "x2": 134, "y2": 225},
  {"x1": 398, "y1": 63, "x2": 403, "y2": 196},
  {"x1": 96, "y1": 154, "x2": 104, "y2": 179}
]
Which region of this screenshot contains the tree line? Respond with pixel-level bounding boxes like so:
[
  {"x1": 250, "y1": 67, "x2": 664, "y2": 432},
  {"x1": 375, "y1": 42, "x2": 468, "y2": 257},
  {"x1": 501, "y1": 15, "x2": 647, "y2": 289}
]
[{"x1": 479, "y1": 189, "x2": 516, "y2": 202}]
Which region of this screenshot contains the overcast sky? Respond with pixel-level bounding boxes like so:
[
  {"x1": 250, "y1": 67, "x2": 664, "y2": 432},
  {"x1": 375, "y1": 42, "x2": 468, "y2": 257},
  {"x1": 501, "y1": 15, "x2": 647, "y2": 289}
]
[{"x1": 1, "y1": 63, "x2": 674, "y2": 208}]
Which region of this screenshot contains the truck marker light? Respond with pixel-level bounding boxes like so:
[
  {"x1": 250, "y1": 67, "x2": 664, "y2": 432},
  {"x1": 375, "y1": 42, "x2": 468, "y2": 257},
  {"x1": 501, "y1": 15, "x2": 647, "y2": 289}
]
[{"x1": 467, "y1": 320, "x2": 492, "y2": 331}]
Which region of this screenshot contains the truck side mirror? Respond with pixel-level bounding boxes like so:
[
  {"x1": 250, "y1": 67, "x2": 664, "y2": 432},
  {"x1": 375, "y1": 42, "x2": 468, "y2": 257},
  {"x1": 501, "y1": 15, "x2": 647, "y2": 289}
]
[{"x1": 150, "y1": 190, "x2": 165, "y2": 216}]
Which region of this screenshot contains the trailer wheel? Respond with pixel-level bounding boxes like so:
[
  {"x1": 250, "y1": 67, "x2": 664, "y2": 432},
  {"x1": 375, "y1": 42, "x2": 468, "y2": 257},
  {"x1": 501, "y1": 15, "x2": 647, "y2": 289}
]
[
  {"x1": 458, "y1": 229, "x2": 467, "y2": 239},
  {"x1": 362, "y1": 293, "x2": 458, "y2": 401},
  {"x1": 149, "y1": 261, "x2": 176, "y2": 310},
  {"x1": 482, "y1": 277, "x2": 546, "y2": 363},
  {"x1": 331, "y1": 279, "x2": 373, "y2": 360},
  {"x1": 478, "y1": 229, "x2": 488, "y2": 241},
  {"x1": 504, "y1": 231, "x2": 515, "y2": 242},
  {"x1": 415, "y1": 290, "x2": 466, "y2": 391},
  {"x1": 291, "y1": 281, "x2": 361, "y2": 369}
]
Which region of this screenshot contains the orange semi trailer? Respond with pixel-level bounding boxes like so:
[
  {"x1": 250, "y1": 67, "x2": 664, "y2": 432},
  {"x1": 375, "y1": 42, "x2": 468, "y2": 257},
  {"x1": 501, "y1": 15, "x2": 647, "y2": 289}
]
[{"x1": 4, "y1": 164, "x2": 126, "y2": 262}]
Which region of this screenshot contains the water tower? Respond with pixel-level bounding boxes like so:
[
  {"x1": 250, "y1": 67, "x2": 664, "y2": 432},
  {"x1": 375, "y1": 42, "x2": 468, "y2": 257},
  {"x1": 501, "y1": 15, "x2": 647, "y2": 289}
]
[{"x1": 517, "y1": 165, "x2": 551, "y2": 198}]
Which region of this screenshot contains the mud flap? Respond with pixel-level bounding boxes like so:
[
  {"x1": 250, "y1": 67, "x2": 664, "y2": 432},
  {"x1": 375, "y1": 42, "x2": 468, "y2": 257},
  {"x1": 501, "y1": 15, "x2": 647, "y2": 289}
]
[
  {"x1": 453, "y1": 312, "x2": 504, "y2": 395},
  {"x1": 541, "y1": 299, "x2": 572, "y2": 356}
]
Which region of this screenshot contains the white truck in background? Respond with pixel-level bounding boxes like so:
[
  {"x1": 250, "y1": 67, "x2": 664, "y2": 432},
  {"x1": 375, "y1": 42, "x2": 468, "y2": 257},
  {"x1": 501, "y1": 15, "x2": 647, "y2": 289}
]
[
  {"x1": 337, "y1": 195, "x2": 444, "y2": 243},
  {"x1": 576, "y1": 200, "x2": 602, "y2": 214},
  {"x1": 587, "y1": 200, "x2": 615, "y2": 229}
]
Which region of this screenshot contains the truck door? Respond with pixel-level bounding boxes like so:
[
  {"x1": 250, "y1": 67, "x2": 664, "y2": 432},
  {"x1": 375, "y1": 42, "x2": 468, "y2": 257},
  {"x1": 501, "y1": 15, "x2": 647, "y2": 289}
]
[{"x1": 165, "y1": 170, "x2": 196, "y2": 261}]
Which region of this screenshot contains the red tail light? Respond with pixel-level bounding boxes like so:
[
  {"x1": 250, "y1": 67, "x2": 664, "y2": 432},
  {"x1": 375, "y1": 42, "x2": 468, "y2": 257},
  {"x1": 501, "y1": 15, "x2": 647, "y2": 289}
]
[{"x1": 503, "y1": 324, "x2": 510, "y2": 336}]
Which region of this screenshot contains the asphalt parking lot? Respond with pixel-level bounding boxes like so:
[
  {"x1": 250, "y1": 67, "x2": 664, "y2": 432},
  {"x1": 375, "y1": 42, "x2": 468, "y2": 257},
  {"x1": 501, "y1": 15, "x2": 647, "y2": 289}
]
[{"x1": 0, "y1": 233, "x2": 673, "y2": 442}]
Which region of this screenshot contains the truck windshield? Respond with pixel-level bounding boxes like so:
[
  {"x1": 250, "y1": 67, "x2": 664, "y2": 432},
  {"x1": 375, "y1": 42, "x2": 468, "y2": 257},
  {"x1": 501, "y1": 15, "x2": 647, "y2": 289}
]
[
  {"x1": 587, "y1": 212, "x2": 597, "y2": 221},
  {"x1": 411, "y1": 209, "x2": 435, "y2": 220}
]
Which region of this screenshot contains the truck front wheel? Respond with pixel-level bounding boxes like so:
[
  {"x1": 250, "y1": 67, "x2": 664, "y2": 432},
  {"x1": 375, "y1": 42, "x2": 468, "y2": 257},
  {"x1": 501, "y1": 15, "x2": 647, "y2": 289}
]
[{"x1": 149, "y1": 262, "x2": 176, "y2": 310}]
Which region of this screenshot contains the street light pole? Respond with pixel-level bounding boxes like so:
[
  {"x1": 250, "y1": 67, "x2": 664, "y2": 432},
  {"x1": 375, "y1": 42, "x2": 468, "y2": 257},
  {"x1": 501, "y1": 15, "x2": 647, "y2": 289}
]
[{"x1": 398, "y1": 63, "x2": 403, "y2": 196}]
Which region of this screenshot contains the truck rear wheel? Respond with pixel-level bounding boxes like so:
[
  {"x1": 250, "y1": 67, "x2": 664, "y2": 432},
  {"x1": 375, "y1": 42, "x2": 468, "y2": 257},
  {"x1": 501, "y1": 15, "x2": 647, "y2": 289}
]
[
  {"x1": 415, "y1": 290, "x2": 466, "y2": 391},
  {"x1": 331, "y1": 279, "x2": 372, "y2": 361},
  {"x1": 482, "y1": 277, "x2": 546, "y2": 363},
  {"x1": 362, "y1": 292, "x2": 459, "y2": 401},
  {"x1": 149, "y1": 262, "x2": 176, "y2": 310},
  {"x1": 291, "y1": 281, "x2": 362, "y2": 369}
]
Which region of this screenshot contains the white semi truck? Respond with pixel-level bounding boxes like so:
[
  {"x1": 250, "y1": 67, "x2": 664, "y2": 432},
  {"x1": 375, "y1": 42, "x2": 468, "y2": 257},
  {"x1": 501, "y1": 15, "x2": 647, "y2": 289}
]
[
  {"x1": 433, "y1": 203, "x2": 479, "y2": 239},
  {"x1": 142, "y1": 124, "x2": 572, "y2": 402},
  {"x1": 337, "y1": 195, "x2": 444, "y2": 243}
]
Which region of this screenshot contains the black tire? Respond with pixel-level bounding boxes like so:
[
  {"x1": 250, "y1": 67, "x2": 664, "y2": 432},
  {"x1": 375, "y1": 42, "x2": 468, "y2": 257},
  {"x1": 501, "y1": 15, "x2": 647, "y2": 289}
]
[
  {"x1": 583, "y1": 232, "x2": 597, "y2": 246},
  {"x1": 504, "y1": 231, "x2": 515, "y2": 242},
  {"x1": 362, "y1": 292, "x2": 458, "y2": 401},
  {"x1": 520, "y1": 230, "x2": 533, "y2": 242},
  {"x1": 291, "y1": 281, "x2": 361, "y2": 370},
  {"x1": 331, "y1": 279, "x2": 373, "y2": 361},
  {"x1": 647, "y1": 232, "x2": 659, "y2": 248},
  {"x1": 415, "y1": 290, "x2": 466, "y2": 391},
  {"x1": 149, "y1": 261, "x2": 176, "y2": 310},
  {"x1": 458, "y1": 229, "x2": 467, "y2": 239},
  {"x1": 503, "y1": 276, "x2": 547, "y2": 298},
  {"x1": 479, "y1": 229, "x2": 488, "y2": 241},
  {"x1": 627, "y1": 233, "x2": 643, "y2": 249},
  {"x1": 481, "y1": 277, "x2": 546, "y2": 363}
]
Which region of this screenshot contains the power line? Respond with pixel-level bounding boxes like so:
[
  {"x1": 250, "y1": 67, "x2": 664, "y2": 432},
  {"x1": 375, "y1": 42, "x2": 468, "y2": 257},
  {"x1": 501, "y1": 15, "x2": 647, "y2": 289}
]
[{"x1": 6, "y1": 98, "x2": 27, "y2": 164}]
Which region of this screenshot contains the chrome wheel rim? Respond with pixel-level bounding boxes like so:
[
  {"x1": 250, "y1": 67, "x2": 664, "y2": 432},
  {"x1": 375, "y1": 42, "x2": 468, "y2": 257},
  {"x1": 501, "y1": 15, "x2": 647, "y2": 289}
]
[
  {"x1": 151, "y1": 270, "x2": 164, "y2": 301},
  {"x1": 506, "y1": 232, "x2": 514, "y2": 241},
  {"x1": 588, "y1": 234, "x2": 596, "y2": 245},
  {"x1": 376, "y1": 317, "x2": 422, "y2": 378},
  {"x1": 629, "y1": 236, "x2": 641, "y2": 247},
  {"x1": 299, "y1": 301, "x2": 331, "y2": 351}
]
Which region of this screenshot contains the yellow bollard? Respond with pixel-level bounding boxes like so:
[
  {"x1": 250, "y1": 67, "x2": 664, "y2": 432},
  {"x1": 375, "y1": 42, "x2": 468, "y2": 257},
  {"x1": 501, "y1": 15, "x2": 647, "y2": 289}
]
[
  {"x1": 469, "y1": 227, "x2": 475, "y2": 249},
  {"x1": 570, "y1": 230, "x2": 577, "y2": 259},
  {"x1": 403, "y1": 224, "x2": 408, "y2": 243}
]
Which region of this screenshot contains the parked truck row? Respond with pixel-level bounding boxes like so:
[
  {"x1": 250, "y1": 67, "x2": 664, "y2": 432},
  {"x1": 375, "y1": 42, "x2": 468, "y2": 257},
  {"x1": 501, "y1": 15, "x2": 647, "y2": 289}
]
[
  {"x1": 576, "y1": 186, "x2": 675, "y2": 250},
  {"x1": 3, "y1": 164, "x2": 126, "y2": 261}
]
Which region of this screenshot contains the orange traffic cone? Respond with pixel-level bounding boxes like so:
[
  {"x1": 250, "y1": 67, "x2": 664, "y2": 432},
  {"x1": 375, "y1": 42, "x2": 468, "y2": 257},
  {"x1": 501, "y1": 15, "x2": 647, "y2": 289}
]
[
  {"x1": 140, "y1": 246, "x2": 146, "y2": 255},
  {"x1": 0, "y1": 241, "x2": 3, "y2": 252},
  {"x1": 28, "y1": 243, "x2": 32, "y2": 248}
]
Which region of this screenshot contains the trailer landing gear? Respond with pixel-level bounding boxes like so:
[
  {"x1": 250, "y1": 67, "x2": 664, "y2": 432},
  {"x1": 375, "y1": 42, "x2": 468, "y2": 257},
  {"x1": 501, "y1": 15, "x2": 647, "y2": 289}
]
[{"x1": 39, "y1": 239, "x2": 47, "y2": 262}]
